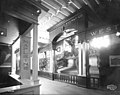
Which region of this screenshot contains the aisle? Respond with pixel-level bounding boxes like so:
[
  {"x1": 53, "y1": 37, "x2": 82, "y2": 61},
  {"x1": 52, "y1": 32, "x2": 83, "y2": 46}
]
[{"x1": 39, "y1": 77, "x2": 111, "y2": 95}]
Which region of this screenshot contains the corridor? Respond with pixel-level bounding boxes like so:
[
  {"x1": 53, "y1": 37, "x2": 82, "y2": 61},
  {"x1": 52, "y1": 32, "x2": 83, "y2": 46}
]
[{"x1": 39, "y1": 77, "x2": 116, "y2": 95}]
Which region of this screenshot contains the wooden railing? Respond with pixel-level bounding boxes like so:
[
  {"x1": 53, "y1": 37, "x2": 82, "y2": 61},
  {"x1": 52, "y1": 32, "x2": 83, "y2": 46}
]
[
  {"x1": 89, "y1": 77, "x2": 100, "y2": 88},
  {"x1": 53, "y1": 73, "x2": 86, "y2": 87},
  {"x1": 38, "y1": 71, "x2": 100, "y2": 89}
]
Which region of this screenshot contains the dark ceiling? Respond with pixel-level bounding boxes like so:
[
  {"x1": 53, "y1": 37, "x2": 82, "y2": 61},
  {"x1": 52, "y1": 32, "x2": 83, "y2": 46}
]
[{"x1": 0, "y1": 13, "x2": 32, "y2": 45}]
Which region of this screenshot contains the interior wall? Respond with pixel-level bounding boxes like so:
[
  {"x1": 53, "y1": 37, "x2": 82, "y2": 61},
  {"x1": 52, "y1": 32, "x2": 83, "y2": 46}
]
[
  {"x1": 0, "y1": 45, "x2": 12, "y2": 66},
  {"x1": 98, "y1": 34, "x2": 120, "y2": 86},
  {"x1": 0, "y1": 45, "x2": 12, "y2": 75},
  {"x1": 0, "y1": 13, "x2": 19, "y2": 44}
]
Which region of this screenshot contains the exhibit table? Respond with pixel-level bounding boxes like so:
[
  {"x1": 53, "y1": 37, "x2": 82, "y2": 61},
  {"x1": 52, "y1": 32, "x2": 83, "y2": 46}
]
[{"x1": 0, "y1": 79, "x2": 41, "y2": 95}]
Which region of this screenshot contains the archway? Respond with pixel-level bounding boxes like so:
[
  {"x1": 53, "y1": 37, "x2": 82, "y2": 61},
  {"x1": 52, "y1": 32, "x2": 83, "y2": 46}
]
[{"x1": 52, "y1": 29, "x2": 79, "y2": 75}]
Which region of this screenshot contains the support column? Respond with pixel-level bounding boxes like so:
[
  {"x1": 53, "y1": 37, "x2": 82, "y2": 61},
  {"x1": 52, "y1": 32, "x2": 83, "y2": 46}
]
[
  {"x1": 50, "y1": 50, "x2": 54, "y2": 73},
  {"x1": 85, "y1": 43, "x2": 90, "y2": 77},
  {"x1": 78, "y1": 42, "x2": 82, "y2": 76},
  {"x1": 53, "y1": 49, "x2": 57, "y2": 73},
  {"x1": 20, "y1": 36, "x2": 31, "y2": 79},
  {"x1": 12, "y1": 45, "x2": 16, "y2": 75},
  {"x1": 82, "y1": 42, "x2": 86, "y2": 76},
  {"x1": 32, "y1": 24, "x2": 39, "y2": 83},
  {"x1": 85, "y1": 42, "x2": 90, "y2": 88},
  {"x1": 52, "y1": 43, "x2": 57, "y2": 73}
]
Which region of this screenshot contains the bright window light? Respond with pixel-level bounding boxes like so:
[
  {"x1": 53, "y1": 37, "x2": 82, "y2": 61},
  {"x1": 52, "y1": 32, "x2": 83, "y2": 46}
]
[
  {"x1": 90, "y1": 35, "x2": 110, "y2": 49},
  {"x1": 116, "y1": 32, "x2": 120, "y2": 36}
]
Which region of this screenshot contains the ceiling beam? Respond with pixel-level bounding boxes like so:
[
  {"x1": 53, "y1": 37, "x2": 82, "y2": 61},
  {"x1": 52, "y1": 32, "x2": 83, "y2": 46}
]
[
  {"x1": 94, "y1": 0, "x2": 100, "y2": 4},
  {"x1": 81, "y1": 0, "x2": 103, "y2": 23},
  {"x1": 43, "y1": 0, "x2": 70, "y2": 17},
  {"x1": 71, "y1": 0, "x2": 82, "y2": 9},
  {"x1": 26, "y1": 0, "x2": 49, "y2": 12},
  {"x1": 55, "y1": 0, "x2": 75, "y2": 13},
  {"x1": 82, "y1": 0, "x2": 98, "y2": 12},
  {"x1": 47, "y1": 6, "x2": 85, "y2": 32},
  {"x1": 4, "y1": 10, "x2": 38, "y2": 24},
  {"x1": 77, "y1": 0, "x2": 86, "y2": 6}
]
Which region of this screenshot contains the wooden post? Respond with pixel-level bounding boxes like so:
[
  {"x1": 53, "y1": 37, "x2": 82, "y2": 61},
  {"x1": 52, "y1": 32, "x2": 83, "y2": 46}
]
[
  {"x1": 85, "y1": 43, "x2": 90, "y2": 88},
  {"x1": 52, "y1": 43, "x2": 57, "y2": 73},
  {"x1": 32, "y1": 24, "x2": 39, "y2": 83},
  {"x1": 50, "y1": 50, "x2": 54, "y2": 73},
  {"x1": 84, "y1": 11, "x2": 90, "y2": 88},
  {"x1": 12, "y1": 45, "x2": 16, "y2": 75},
  {"x1": 82, "y1": 42, "x2": 86, "y2": 76},
  {"x1": 78, "y1": 42, "x2": 82, "y2": 76}
]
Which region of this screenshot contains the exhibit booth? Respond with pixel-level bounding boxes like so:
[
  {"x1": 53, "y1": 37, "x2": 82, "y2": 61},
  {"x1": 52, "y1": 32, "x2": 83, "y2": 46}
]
[
  {"x1": 0, "y1": 0, "x2": 48, "y2": 94},
  {"x1": 38, "y1": 5, "x2": 120, "y2": 89}
]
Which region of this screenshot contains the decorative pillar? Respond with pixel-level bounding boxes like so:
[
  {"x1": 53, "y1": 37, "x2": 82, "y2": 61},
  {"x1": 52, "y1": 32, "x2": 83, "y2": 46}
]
[
  {"x1": 32, "y1": 24, "x2": 39, "y2": 83},
  {"x1": 20, "y1": 36, "x2": 31, "y2": 79}
]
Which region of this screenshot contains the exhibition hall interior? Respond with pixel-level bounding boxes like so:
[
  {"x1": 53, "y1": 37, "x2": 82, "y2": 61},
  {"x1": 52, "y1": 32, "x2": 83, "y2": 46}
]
[{"x1": 0, "y1": 0, "x2": 120, "y2": 94}]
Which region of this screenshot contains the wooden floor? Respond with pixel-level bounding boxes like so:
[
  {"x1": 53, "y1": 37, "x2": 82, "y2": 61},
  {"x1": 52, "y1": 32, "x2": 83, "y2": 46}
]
[{"x1": 39, "y1": 77, "x2": 118, "y2": 95}]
